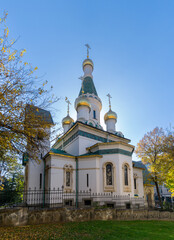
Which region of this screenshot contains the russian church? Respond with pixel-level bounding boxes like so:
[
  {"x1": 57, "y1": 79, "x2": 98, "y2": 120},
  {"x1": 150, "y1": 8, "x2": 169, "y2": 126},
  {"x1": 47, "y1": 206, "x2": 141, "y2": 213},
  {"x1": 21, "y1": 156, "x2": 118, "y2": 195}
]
[{"x1": 24, "y1": 47, "x2": 154, "y2": 208}]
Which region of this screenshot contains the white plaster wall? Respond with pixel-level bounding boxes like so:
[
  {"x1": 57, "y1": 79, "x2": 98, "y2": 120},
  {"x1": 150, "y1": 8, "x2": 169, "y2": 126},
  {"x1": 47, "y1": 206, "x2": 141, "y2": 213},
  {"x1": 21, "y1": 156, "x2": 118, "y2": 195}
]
[
  {"x1": 47, "y1": 155, "x2": 76, "y2": 190},
  {"x1": 99, "y1": 154, "x2": 133, "y2": 196},
  {"x1": 78, "y1": 157, "x2": 100, "y2": 192},
  {"x1": 27, "y1": 159, "x2": 44, "y2": 190},
  {"x1": 64, "y1": 137, "x2": 79, "y2": 156},
  {"x1": 118, "y1": 154, "x2": 134, "y2": 196},
  {"x1": 84, "y1": 65, "x2": 93, "y2": 78},
  {"x1": 78, "y1": 136, "x2": 100, "y2": 155},
  {"x1": 89, "y1": 101, "x2": 101, "y2": 124},
  {"x1": 133, "y1": 168, "x2": 144, "y2": 198},
  {"x1": 77, "y1": 106, "x2": 90, "y2": 121},
  {"x1": 63, "y1": 124, "x2": 70, "y2": 133},
  {"x1": 106, "y1": 119, "x2": 116, "y2": 133}
]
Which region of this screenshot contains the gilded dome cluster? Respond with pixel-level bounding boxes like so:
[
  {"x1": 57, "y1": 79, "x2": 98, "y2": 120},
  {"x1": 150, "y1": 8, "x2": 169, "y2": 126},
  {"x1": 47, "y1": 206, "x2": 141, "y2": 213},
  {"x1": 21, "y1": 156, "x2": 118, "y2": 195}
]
[
  {"x1": 62, "y1": 115, "x2": 74, "y2": 125},
  {"x1": 75, "y1": 96, "x2": 91, "y2": 111},
  {"x1": 104, "y1": 109, "x2": 117, "y2": 123},
  {"x1": 82, "y1": 58, "x2": 94, "y2": 71}
]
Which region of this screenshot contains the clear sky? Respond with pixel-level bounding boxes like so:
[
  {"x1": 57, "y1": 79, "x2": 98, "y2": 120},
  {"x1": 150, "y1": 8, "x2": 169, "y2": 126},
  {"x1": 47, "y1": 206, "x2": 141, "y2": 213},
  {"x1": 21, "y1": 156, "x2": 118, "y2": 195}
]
[{"x1": 1, "y1": 0, "x2": 174, "y2": 160}]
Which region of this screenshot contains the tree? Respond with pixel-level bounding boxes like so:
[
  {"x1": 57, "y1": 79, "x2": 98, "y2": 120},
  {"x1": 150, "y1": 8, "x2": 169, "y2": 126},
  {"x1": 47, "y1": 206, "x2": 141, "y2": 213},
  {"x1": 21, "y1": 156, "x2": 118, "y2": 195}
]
[
  {"x1": 0, "y1": 149, "x2": 24, "y2": 190},
  {"x1": 162, "y1": 131, "x2": 174, "y2": 197},
  {"x1": 135, "y1": 127, "x2": 166, "y2": 208},
  {"x1": 0, "y1": 12, "x2": 58, "y2": 161}
]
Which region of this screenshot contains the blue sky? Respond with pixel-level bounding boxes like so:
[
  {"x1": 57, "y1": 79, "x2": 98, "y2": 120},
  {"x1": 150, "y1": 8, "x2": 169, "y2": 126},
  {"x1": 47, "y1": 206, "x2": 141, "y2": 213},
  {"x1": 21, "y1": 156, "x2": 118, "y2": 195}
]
[{"x1": 1, "y1": 1, "x2": 174, "y2": 160}]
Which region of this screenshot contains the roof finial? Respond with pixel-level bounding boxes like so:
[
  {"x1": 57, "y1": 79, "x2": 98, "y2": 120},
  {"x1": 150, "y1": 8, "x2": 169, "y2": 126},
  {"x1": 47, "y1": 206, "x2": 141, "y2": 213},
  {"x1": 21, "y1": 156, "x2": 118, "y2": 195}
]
[
  {"x1": 79, "y1": 76, "x2": 85, "y2": 94},
  {"x1": 85, "y1": 44, "x2": 91, "y2": 59},
  {"x1": 65, "y1": 97, "x2": 71, "y2": 115},
  {"x1": 107, "y1": 93, "x2": 112, "y2": 110}
]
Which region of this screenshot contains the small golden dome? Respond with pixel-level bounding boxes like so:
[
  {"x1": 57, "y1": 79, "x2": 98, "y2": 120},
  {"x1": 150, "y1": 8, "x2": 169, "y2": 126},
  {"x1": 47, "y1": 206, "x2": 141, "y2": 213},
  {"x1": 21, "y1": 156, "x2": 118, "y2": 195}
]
[
  {"x1": 82, "y1": 58, "x2": 94, "y2": 70},
  {"x1": 62, "y1": 115, "x2": 74, "y2": 125},
  {"x1": 104, "y1": 109, "x2": 117, "y2": 122},
  {"x1": 75, "y1": 97, "x2": 91, "y2": 111}
]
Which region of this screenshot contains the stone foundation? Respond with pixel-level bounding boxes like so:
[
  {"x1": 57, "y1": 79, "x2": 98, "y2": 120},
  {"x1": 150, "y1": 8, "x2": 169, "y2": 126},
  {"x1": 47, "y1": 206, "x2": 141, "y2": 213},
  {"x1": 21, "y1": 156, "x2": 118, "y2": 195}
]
[{"x1": 0, "y1": 208, "x2": 174, "y2": 226}]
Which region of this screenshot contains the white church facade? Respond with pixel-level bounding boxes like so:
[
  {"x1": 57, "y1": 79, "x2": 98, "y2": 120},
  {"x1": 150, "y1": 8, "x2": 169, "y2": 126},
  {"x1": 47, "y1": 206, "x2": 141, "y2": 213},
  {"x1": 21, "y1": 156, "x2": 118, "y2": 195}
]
[{"x1": 24, "y1": 49, "x2": 147, "y2": 208}]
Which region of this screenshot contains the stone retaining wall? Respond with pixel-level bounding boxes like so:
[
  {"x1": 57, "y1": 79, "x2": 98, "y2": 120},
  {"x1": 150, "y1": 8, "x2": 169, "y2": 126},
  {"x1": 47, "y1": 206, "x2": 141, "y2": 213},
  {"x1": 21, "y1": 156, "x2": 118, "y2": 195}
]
[{"x1": 0, "y1": 208, "x2": 174, "y2": 226}]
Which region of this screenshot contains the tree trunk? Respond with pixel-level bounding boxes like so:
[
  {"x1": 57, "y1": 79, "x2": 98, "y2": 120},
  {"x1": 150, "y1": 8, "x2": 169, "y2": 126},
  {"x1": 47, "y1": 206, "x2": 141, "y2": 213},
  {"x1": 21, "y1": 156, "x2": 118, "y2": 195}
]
[{"x1": 155, "y1": 181, "x2": 163, "y2": 209}]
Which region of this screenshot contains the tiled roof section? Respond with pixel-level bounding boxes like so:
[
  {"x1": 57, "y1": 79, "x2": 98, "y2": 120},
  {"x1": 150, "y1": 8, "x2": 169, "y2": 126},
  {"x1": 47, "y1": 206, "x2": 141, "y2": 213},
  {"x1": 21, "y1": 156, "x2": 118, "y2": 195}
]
[
  {"x1": 78, "y1": 152, "x2": 102, "y2": 157},
  {"x1": 26, "y1": 104, "x2": 54, "y2": 125},
  {"x1": 79, "y1": 76, "x2": 98, "y2": 96},
  {"x1": 133, "y1": 161, "x2": 155, "y2": 186},
  {"x1": 50, "y1": 148, "x2": 74, "y2": 157},
  {"x1": 133, "y1": 161, "x2": 145, "y2": 169}
]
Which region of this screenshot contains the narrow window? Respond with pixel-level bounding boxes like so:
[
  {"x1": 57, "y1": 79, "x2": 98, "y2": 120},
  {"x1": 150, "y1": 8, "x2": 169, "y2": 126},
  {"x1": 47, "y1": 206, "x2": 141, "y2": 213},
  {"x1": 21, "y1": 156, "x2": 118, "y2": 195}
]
[
  {"x1": 87, "y1": 174, "x2": 89, "y2": 187},
  {"x1": 66, "y1": 171, "x2": 70, "y2": 187},
  {"x1": 93, "y1": 110, "x2": 96, "y2": 119},
  {"x1": 134, "y1": 178, "x2": 136, "y2": 189},
  {"x1": 124, "y1": 165, "x2": 128, "y2": 186},
  {"x1": 40, "y1": 173, "x2": 42, "y2": 189},
  {"x1": 106, "y1": 164, "x2": 112, "y2": 185}
]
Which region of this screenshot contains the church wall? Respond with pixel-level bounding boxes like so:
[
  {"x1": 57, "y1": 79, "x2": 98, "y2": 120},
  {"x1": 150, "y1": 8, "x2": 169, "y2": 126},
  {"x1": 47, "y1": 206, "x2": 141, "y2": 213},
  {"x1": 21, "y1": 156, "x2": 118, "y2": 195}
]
[
  {"x1": 63, "y1": 137, "x2": 79, "y2": 155},
  {"x1": 78, "y1": 157, "x2": 100, "y2": 192},
  {"x1": 99, "y1": 154, "x2": 134, "y2": 196},
  {"x1": 27, "y1": 159, "x2": 44, "y2": 190},
  {"x1": 118, "y1": 154, "x2": 134, "y2": 196},
  {"x1": 78, "y1": 135, "x2": 100, "y2": 155},
  {"x1": 133, "y1": 168, "x2": 144, "y2": 198},
  {"x1": 47, "y1": 155, "x2": 76, "y2": 190},
  {"x1": 99, "y1": 154, "x2": 120, "y2": 194}
]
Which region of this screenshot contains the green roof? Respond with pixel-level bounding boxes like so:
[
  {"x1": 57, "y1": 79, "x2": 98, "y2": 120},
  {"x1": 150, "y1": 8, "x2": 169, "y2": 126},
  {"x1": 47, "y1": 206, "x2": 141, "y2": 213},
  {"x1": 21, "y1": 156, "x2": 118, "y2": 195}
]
[
  {"x1": 79, "y1": 152, "x2": 102, "y2": 157},
  {"x1": 79, "y1": 76, "x2": 98, "y2": 96},
  {"x1": 50, "y1": 148, "x2": 74, "y2": 157}
]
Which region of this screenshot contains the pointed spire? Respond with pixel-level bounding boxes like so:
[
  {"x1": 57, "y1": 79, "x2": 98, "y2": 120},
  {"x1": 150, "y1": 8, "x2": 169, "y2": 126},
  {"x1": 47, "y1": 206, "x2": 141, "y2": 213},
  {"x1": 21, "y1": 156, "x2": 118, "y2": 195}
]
[{"x1": 107, "y1": 93, "x2": 112, "y2": 110}]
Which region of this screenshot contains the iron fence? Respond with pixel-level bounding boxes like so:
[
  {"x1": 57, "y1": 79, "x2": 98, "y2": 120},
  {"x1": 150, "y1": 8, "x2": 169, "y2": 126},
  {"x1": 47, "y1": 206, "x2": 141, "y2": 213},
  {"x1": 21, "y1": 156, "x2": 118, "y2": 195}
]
[{"x1": 0, "y1": 188, "x2": 145, "y2": 209}]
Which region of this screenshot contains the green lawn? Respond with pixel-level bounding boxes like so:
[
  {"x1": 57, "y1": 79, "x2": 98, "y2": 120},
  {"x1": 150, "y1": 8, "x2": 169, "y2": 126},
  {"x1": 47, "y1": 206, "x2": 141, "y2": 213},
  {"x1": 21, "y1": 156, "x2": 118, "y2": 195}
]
[{"x1": 0, "y1": 220, "x2": 174, "y2": 240}]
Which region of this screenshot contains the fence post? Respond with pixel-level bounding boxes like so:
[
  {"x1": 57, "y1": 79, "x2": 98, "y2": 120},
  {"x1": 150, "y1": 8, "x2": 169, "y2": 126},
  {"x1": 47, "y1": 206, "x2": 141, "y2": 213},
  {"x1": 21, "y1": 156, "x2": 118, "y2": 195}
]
[{"x1": 62, "y1": 185, "x2": 64, "y2": 207}]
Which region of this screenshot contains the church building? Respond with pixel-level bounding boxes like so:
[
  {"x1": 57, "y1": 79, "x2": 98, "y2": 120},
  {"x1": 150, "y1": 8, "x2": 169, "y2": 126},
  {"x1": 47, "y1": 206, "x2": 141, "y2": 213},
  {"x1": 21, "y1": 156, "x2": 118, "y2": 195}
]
[{"x1": 24, "y1": 47, "x2": 146, "y2": 208}]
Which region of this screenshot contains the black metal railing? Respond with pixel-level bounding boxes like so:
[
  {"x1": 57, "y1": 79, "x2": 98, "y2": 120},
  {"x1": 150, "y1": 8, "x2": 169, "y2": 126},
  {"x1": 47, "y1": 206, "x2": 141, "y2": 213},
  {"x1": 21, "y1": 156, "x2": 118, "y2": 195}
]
[{"x1": 0, "y1": 188, "x2": 145, "y2": 209}]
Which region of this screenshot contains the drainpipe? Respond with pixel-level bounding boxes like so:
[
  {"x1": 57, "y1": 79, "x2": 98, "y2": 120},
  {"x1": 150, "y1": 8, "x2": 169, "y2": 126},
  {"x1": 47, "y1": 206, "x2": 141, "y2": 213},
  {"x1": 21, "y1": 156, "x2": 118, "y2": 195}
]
[
  {"x1": 43, "y1": 159, "x2": 45, "y2": 208},
  {"x1": 75, "y1": 157, "x2": 78, "y2": 208}
]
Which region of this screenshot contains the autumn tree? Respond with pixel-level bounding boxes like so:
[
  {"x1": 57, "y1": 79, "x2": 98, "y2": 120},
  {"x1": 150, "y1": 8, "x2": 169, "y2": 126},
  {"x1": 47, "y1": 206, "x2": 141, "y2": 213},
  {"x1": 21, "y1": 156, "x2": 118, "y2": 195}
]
[
  {"x1": 135, "y1": 127, "x2": 166, "y2": 208},
  {"x1": 0, "y1": 12, "x2": 58, "y2": 163},
  {"x1": 162, "y1": 130, "x2": 174, "y2": 197}
]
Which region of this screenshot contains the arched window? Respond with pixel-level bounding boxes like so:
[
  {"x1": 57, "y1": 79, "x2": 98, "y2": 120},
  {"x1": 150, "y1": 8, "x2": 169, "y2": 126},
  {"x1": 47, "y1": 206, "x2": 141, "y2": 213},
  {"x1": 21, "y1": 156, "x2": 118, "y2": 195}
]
[
  {"x1": 93, "y1": 110, "x2": 96, "y2": 119},
  {"x1": 66, "y1": 171, "x2": 71, "y2": 187},
  {"x1": 64, "y1": 165, "x2": 73, "y2": 191},
  {"x1": 106, "y1": 163, "x2": 113, "y2": 185},
  {"x1": 124, "y1": 165, "x2": 128, "y2": 186}
]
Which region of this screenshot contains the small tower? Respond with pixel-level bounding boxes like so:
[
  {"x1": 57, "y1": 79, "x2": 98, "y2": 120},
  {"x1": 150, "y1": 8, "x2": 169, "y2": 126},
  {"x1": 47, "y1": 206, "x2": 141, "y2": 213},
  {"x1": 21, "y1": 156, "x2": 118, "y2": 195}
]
[
  {"x1": 104, "y1": 94, "x2": 117, "y2": 133},
  {"x1": 62, "y1": 98, "x2": 74, "y2": 133},
  {"x1": 75, "y1": 44, "x2": 102, "y2": 126},
  {"x1": 83, "y1": 44, "x2": 94, "y2": 78},
  {"x1": 75, "y1": 96, "x2": 91, "y2": 122}
]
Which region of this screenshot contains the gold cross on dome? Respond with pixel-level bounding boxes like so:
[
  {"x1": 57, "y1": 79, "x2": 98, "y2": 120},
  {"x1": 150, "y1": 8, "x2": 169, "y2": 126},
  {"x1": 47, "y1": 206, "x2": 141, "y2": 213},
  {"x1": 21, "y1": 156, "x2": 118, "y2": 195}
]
[
  {"x1": 107, "y1": 93, "x2": 112, "y2": 110},
  {"x1": 85, "y1": 44, "x2": 91, "y2": 58},
  {"x1": 65, "y1": 97, "x2": 71, "y2": 115}
]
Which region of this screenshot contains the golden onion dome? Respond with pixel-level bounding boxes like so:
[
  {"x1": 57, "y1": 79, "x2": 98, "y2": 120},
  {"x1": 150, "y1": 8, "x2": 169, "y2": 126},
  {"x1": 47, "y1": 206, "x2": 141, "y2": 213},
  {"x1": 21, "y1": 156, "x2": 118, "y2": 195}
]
[
  {"x1": 62, "y1": 115, "x2": 74, "y2": 125},
  {"x1": 75, "y1": 97, "x2": 91, "y2": 111},
  {"x1": 82, "y1": 58, "x2": 94, "y2": 71},
  {"x1": 104, "y1": 109, "x2": 117, "y2": 122}
]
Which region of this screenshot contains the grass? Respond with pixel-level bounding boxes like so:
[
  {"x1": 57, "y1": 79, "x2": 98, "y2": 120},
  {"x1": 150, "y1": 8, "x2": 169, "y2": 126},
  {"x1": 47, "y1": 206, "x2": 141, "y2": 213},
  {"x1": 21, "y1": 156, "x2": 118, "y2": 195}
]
[{"x1": 0, "y1": 220, "x2": 174, "y2": 240}]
